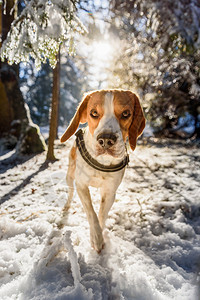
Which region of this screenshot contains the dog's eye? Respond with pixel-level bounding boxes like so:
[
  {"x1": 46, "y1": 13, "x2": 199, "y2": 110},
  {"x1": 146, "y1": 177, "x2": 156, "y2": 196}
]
[
  {"x1": 121, "y1": 110, "x2": 131, "y2": 119},
  {"x1": 90, "y1": 109, "x2": 99, "y2": 118}
]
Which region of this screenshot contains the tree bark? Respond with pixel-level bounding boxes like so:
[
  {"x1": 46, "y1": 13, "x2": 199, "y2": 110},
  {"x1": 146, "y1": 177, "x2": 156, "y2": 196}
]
[
  {"x1": 0, "y1": 1, "x2": 46, "y2": 154},
  {"x1": 46, "y1": 51, "x2": 60, "y2": 161},
  {"x1": 0, "y1": 1, "x2": 18, "y2": 136},
  {"x1": 56, "y1": 50, "x2": 60, "y2": 139}
]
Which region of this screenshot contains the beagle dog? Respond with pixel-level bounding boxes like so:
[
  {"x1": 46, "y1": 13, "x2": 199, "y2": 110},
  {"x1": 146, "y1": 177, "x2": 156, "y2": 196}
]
[{"x1": 60, "y1": 89, "x2": 145, "y2": 253}]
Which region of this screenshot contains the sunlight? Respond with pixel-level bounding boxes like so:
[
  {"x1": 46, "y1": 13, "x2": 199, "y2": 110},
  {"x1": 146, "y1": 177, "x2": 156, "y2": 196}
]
[
  {"x1": 91, "y1": 40, "x2": 113, "y2": 63},
  {"x1": 87, "y1": 39, "x2": 115, "y2": 89}
]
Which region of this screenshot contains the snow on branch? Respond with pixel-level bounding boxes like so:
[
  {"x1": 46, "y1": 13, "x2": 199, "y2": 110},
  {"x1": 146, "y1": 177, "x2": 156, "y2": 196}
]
[{"x1": 1, "y1": 0, "x2": 87, "y2": 69}]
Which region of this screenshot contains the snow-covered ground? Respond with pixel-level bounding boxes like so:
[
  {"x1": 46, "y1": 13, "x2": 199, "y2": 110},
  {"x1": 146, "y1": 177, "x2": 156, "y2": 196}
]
[{"x1": 0, "y1": 138, "x2": 200, "y2": 300}]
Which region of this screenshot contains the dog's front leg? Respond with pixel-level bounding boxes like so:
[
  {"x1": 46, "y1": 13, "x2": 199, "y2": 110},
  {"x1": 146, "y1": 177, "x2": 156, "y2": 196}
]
[
  {"x1": 76, "y1": 183, "x2": 104, "y2": 253},
  {"x1": 63, "y1": 146, "x2": 76, "y2": 212},
  {"x1": 98, "y1": 189, "x2": 116, "y2": 230}
]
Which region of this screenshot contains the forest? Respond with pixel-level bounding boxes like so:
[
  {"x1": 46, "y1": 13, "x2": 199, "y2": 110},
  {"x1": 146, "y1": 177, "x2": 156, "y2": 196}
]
[{"x1": 0, "y1": 1, "x2": 200, "y2": 299}]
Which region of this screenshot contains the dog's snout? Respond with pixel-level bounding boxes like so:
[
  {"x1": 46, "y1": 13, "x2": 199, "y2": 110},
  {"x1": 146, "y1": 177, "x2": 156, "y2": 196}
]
[{"x1": 97, "y1": 132, "x2": 117, "y2": 149}]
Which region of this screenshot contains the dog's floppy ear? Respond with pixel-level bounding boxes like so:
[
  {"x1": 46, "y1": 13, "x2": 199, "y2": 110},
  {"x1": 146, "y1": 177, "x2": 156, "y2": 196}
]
[
  {"x1": 60, "y1": 93, "x2": 90, "y2": 143},
  {"x1": 127, "y1": 91, "x2": 145, "y2": 151}
]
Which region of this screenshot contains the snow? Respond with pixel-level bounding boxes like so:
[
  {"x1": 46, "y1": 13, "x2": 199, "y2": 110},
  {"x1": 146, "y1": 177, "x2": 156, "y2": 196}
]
[
  {"x1": 0, "y1": 138, "x2": 200, "y2": 299},
  {"x1": 1, "y1": 0, "x2": 87, "y2": 69}
]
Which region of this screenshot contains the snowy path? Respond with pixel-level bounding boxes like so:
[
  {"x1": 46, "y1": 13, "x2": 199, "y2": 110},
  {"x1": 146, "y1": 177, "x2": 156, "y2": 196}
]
[{"x1": 0, "y1": 139, "x2": 200, "y2": 299}]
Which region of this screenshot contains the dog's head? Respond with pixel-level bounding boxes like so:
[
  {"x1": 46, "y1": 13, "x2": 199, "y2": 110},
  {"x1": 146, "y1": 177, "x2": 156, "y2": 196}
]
[{"x1": 60, "y1": 90, "x2": 145, "y2": 156}]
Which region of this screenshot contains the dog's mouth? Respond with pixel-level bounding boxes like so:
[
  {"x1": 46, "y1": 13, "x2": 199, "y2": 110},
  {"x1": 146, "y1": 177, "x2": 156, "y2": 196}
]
[{"x1": 95, "y1": 145, "x2": 124, "y2": 158}]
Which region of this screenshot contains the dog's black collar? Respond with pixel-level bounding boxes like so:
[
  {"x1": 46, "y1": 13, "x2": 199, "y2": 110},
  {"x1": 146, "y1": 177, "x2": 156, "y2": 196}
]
[{"x1": 75, "y1": 129, "x2": 129, "y2": 173}]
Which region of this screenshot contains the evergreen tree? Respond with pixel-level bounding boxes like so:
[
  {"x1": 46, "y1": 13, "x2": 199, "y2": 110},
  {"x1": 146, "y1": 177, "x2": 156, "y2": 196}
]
[
  {"x1": 0, "y1": 0, "x2": 46, "y2": 154},
  {"x1": 1, "y1": 0, "x2": 87, "y2": 160},
  {"x1": 20, "y1": 61, "x2": 53, "y2": 126},
  {"x1": 108, "y1": 0, "x2": 200, "y2": 137},
  {"x1": 20, "y1": 55, "x2": 89, "y2": 128}
]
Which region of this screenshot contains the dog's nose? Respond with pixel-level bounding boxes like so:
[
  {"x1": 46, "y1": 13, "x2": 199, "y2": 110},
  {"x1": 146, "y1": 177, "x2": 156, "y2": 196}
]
[{"x1": 97, "y1": 132, "x2": 117, "y2": 149}]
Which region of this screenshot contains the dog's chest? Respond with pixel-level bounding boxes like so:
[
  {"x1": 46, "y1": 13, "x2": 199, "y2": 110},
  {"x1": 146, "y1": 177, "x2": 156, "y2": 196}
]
[
  {"x1": 88, "y1": 173, "x2": 108, "y2": 188},
  {"x1": 75, "y1": 150, "x2": 124, "y2": 189}
]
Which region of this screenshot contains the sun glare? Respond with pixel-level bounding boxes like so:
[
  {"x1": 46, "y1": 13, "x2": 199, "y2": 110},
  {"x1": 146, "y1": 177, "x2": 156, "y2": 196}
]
[
  {"x1": 87, "y1": 40, "x2": 115, "y2": 89},
  {"x1": 91, "y1": 40, "x2": 113, "y2": 62}
]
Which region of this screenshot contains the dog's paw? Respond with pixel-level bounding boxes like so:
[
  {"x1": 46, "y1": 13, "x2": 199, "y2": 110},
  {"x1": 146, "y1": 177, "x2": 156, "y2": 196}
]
[
  {"x1": 92, "y1": 240, "x2": 105, "y2": 254},
  {"x1": 90, "y1": 231, "x2": 105, "y2": 253},
  {"x1": 96, "y1": 242, "x2": 105, "y2": 254}
]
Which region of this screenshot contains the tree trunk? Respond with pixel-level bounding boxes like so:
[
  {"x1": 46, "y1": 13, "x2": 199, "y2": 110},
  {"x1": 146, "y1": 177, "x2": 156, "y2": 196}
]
[
  {"x1": 2, "y1": 0, "x2": 14, "y2": 42},
  {"x1": 56, "y1": 50, "x2": 60, "y2": 139},
  {"x1": 0, "y1": 1, "x2": 46, "y2": 154},
  {"x1": 46, "y1": 51, "x2": 60, "y2": 161}
]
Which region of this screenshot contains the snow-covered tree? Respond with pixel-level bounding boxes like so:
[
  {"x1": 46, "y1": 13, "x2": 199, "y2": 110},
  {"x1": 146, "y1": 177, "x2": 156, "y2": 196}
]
[
  {"x1": 1, "y1": 0, "x2": 86, "y2": 69},
  {"x1": 1, "y1": 0, "x2": 87, "y2": 160},
  {"x1": 20, "y1": 55, "x2": 89, "y2": 127},
  {"x1": 20, "y1": 61, "x2": 53, "y2": 126},
  {"x1": 0, "y1": 0, "x2": 46, "y2": 154},
  {"x1": 108, "y1": 0, "x2": 200, "y2": 137}
]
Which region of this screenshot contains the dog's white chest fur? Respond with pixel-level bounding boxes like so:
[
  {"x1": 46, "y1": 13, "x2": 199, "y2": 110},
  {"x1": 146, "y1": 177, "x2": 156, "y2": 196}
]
[{"x1": 75, "y1": 145, "x2": 125, "y2": 188}]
